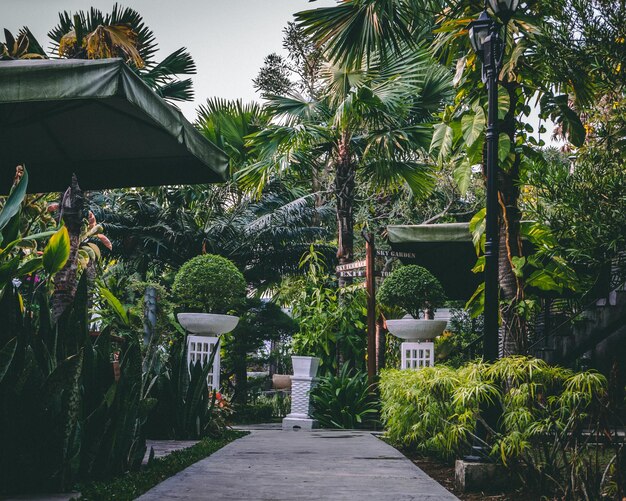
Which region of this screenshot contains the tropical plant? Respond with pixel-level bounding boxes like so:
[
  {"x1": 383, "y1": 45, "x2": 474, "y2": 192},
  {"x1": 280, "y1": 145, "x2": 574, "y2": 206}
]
[
  {"x1": 377, "y1": 264, "x2": 446, "y2": 319},
  {"x1": 0, "y1": 170, "x2": 159, "y2": 492},
  {"x1": 47, "y1": 4, "x2": 196, "y2": 102},
  {"x1": 93, "y1": 180, "x2": 334, "y2": 287},
  {"x1": 242, "y1": 43, "x2": 452, "y2": 276},
  {"x1": 310, "y1": 364, "x2": 379, "y2": 429},
  {"x1": 1, "y1": 27, "x2": 46, "y2": 60},
  {"x1": 145, "y1": 336, "x2": 224, "y2": 440},
  {"x1": 172, "y1": 254, "x2": 246, "y2": 313},
  {"x1": 380, "y1": 356, "x2": 625, "y2": 498},
  {"x1": 293, "y1": 0, "x2": 598, "y2": 354},
  {"x1": 280, "y1": 247, "x2": 367, "y2": 373}
]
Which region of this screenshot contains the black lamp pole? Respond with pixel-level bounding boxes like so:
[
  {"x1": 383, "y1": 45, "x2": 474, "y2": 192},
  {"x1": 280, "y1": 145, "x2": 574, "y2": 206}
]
[
  {"x1": 465, "y1": 1, "x2": 516, "y2": 461},
  {"x1": 482, "y1": 22, "x2": 503, "y2": 363},
  {"x1": 469, "y1": 1, "x2": 515, "y2": 362}
]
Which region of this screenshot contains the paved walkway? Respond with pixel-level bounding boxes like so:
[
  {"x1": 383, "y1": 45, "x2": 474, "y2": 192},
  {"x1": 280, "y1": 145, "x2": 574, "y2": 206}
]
[{"x1": 137, "y1": 428, "x2": 458, "y2": 501}]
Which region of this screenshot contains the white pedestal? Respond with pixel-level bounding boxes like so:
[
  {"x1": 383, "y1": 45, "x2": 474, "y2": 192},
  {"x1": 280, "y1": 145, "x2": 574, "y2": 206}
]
[
  {"x1": 401, "y1": 341, "x2": 435, "y2": 369},
  {"x1": 282, "y1": 375, "x2": 318, "y2": 430},
  {"x1": 187, "y1": 335, "x2": 221, "y2": 390}
]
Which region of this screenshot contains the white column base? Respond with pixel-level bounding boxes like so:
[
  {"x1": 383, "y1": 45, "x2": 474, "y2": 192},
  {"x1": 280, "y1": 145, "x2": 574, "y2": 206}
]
[
  {"x1": 282, "y1": 417, "x2": 318, "y2": 431},
  {"x1": 401, "y1": 341, "x2": 435, "y2": 369}
]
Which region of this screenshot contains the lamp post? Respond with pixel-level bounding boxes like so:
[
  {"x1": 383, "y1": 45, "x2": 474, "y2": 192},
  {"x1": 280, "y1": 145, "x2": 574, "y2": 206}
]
[
  {"x1": 468, "y1": 0, "x2": 517, "y2": 363},
  {"x1": 465, "y1": 0, "x2": 518, "y2": 462}
]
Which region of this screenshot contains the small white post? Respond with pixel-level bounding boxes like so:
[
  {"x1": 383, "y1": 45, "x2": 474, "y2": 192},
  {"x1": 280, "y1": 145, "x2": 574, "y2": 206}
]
[{"x1": 283, "y1": 356, "x2": 320, "y2": 431}]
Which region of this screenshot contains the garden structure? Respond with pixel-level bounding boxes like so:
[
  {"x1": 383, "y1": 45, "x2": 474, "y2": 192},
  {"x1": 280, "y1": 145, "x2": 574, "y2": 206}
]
[
  {"x1": 2, "y1": 1, "x2": 625, "y2": 499},
  {"x1": 387, "y1": 222, "x2": 626, "y2": 374},
  {"x1": 0, "y1": 58, "x2": 227, "y2": 193}
]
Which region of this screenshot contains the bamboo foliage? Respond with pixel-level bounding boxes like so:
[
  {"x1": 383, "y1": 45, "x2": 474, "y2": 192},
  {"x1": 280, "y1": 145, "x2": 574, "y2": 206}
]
[{"x1": 380, "y1": 356, "x2": 625, "y2": 498}]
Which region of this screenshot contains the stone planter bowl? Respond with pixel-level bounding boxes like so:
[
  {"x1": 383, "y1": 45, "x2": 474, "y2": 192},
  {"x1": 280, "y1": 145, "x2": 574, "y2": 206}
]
[
  {"x1": 272, "y1": 374, "x2": 292, "y2": 390},
  {"x1": 177, "y1": 312, "x2": 239, "y2": 336},
  {"x1": 385, "y1": 319, "x2": 447, "y2": 341}
]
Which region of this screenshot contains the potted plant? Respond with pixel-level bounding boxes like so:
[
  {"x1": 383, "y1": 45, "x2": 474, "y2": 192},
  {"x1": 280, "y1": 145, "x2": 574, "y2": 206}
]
[
  {"x1": 173, "y1": 254, "x2": 246, "y2": 336},
  {"x1": 377, "y1": 265, "x2": 447, "y2": 341}
]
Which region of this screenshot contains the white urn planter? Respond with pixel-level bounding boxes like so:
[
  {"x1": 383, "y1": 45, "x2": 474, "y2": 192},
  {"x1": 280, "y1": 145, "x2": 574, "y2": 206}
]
[
  {"x1": 291, "y1": 355, "x2": 320, "y2": 378},
  {"x1": 385, "y1": 318, "x2": 447, "y2": 341},
  {"x1": 177, "y1": 312, "x2": 239, "y2": 336},
  {"x1": 283, "y1": 355, "x2": 320, "y2": 431}
]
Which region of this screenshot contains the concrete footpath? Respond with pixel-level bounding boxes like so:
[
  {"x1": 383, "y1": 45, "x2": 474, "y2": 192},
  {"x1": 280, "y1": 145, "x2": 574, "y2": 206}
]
[{"x1": 137, "y1": 426, "x2": 459, "y2": 501}]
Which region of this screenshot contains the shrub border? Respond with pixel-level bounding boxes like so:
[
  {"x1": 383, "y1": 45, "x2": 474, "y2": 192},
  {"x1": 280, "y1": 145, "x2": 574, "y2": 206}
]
[{"x1": 76, "y1": 430, "x2": 248, "y2": 500}]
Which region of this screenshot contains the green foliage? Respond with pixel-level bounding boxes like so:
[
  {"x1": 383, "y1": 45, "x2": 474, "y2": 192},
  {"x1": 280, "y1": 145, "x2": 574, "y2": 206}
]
[
  {"x1": 310, "y1": 365, "x2": 379, "y2": 429},
  {"x1": 76, "y1": 430, "x2": 247, "y2": 501},
  {"x1": 380, "y1": 356, "x2": 624, "y2": 498},
  {"x1": 172, "y1": 254, "x2": 246, "y2": 313},
  {"x1": 221, "y1": 299, "x2": 296, "y2": 404},
  {"x1": 145, "y1": 337, "x2": 224, "y2": 440},
  {"x1": 377, "y1": 264, "x2": 446, "y2": 319},
  {"x1": 281, "y1": 248, "x2": 367, "y2": 373}
]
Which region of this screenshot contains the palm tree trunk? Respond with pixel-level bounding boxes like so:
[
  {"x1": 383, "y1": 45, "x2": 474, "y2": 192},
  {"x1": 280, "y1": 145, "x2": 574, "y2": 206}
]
[
  {"x1": 51, "y1": 175, "x2": 84, "y2": 323},
  {"x1": 498, "y1": 81, "x2": 526, "y2": 356},
  {"x1": 335, "y1": 132, "x2": 355, "y2": 287}
]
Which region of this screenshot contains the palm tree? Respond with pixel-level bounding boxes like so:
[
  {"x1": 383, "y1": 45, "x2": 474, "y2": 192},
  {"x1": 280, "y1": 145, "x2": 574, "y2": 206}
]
[
  {"x1": 239, "y1": 48, "x2": 452, "y2": 276},
  {"x1": 296, "y1": 0, "x2": 594, "y2": 353},
  {"x1": 94, "y1": 98, "x2": 334, "y2": 286},
  {"x1": 1, "y1": 27, "x2": 46, "y2": 60},
  {"x1": 48, "y1": 4, "x2": 196, "y2": 102}
]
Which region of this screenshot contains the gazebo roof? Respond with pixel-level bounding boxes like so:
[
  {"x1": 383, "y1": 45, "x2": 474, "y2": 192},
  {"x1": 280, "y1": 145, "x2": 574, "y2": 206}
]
[
  {"x1": 387, "y1": 223, "x2": 480, "y2": 300},
  {"x1": 0, "y1": 58, "x2": 228, "y2": 193}
]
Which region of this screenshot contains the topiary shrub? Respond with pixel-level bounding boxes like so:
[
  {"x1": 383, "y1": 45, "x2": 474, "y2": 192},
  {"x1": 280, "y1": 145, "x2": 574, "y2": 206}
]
[
  {"x1": 173, "y1": 254, "x2": 246, "y2": 313},
  {"x1": 377, "y1": 265, "x2": 446, "y2": 319}
]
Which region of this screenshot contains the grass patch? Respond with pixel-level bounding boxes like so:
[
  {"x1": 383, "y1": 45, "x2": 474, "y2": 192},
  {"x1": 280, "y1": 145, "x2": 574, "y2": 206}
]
[{"x1": 76, "y1": 430, "x2": 248, "y2": 500}]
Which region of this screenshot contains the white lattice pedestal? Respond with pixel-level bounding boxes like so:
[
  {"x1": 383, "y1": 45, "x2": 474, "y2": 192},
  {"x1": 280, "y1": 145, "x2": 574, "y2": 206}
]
[
  {"x1": 282, "y1": 375, "x2": 319, "y2": 430},
  {"x1": 187, "y1": 335, "x2": 220, "y2": 390},
  {"x1": 401, "y1": 341, "x2": 435, "y2": 369}
]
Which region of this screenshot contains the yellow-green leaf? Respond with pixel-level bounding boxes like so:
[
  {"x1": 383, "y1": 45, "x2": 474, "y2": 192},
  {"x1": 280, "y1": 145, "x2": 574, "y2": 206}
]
[{"x1": 43, "y1": 227, "x2": 70, "y2": 274}]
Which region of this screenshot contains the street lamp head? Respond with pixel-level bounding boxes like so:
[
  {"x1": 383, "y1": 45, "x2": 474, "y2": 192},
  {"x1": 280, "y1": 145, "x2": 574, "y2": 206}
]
[
  {"x1": 468, "y1": 10, "x2": 492, "y2": 58},
  {"x1": 487, "y1": 0, "x2": 519, "y2": 22}
]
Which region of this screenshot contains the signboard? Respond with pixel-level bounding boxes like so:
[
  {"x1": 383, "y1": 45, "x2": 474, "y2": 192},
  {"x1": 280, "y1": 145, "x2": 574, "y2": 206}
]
[
  {"x1": 337, "y1": 270, "x2": 366, "y2": 278},
  {"x1": 376, "y1": 250, "x2": 416, "y2": 258},
  {"x1": 336, "y1": 270, "x2": 392, "y2": 278},
  {"x1": 335, "y1": 259, "x2": 367, "y2": 272}
]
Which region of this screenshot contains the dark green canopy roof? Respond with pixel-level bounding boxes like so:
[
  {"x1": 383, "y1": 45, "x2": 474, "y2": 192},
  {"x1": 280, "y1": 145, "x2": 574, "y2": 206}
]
[
  {"x1": 0, "y1": 58, "x2": 228, "y2": 194},
  {"x1": 387, "y1": 223, "x2": 480, "y2": 300}
]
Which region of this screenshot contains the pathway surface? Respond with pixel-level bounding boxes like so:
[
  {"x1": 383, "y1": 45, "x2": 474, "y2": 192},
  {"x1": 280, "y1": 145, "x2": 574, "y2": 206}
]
[{"x1": 138, "y1": 426, "x2": 459, "y2": 501}]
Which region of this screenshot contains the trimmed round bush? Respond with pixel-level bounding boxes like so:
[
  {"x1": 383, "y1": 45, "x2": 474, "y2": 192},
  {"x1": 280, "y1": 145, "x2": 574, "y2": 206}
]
[
  {"x1": 173, "y1": 254, "x2": 246, "y2": 313},
  {"x1": 377, "y1": 265, "x2": 446, "y2": 319}
]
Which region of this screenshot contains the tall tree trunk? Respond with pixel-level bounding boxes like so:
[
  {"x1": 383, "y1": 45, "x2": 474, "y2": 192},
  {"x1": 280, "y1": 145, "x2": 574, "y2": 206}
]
[
  {"x1": 335, "y1": 132, "x2": 355, "y2": 287},
  {"x1": 497, "y1": 81, "x2": 526, "y2": 356},
  {"x1": 51, "y1": 175, "x2": 84, "y2": 323}
]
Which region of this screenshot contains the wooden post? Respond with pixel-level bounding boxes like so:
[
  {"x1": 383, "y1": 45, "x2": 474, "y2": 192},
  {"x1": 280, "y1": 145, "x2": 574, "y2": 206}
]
[
  {"x1": 376, "y1": 316, "x2": 386, "y2": 372},
  {"x1": 365, "y1": 233, "x2": 377, "y2": 385}
]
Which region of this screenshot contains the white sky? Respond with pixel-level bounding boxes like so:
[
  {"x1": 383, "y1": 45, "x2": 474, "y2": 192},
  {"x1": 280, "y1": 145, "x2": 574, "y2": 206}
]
[{"x1": 4, "y1": 0, "x2": 336, "y2": 121}]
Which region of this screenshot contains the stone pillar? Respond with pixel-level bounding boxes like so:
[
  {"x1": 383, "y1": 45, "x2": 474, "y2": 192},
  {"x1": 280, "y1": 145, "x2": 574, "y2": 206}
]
[{"x1": 282, "y1": 375, "x2": 318, "y2": 430}]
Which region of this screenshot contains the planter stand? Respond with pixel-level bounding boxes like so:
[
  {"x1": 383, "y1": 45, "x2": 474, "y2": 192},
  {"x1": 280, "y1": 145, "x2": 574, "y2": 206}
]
[
  {"x1": 283, "y1": 356, "x2": 320, "y2": 431},
  {"x1": 386, "y1": 318, "x2": 445, "y2": 370},
  {"x1": 178, "y1": 313, "x2": 239, "y2": 391},
  {"x1": 187, "y1": 336, "x2": 220, "y2": 390},
  {"x1": 400, "y1": 341, "x2": 435, "y2": 369}
]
